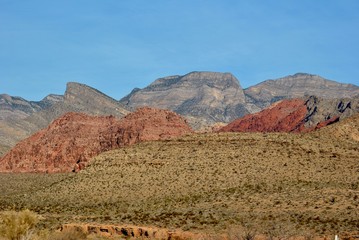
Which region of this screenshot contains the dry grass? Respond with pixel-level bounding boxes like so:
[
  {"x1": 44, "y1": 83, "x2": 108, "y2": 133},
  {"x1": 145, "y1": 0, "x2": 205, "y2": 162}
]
[{"x1": 0, "y1": 131, "x2": 358, "y2": 237}]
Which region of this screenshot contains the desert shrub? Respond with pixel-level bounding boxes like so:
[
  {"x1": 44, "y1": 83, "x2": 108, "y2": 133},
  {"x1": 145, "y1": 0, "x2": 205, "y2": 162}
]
[
  {"x1": 0, "y1": 209, "x2": 38, "y2": 240},
  {"x1": 242, "y1": 228, "x2": 256, "y2": 240}
]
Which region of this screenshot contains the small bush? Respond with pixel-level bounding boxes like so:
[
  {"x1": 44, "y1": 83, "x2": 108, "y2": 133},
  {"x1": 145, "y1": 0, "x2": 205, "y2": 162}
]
[{"x1": 0, "y1": 209, "x2": 38, "y2": 240}]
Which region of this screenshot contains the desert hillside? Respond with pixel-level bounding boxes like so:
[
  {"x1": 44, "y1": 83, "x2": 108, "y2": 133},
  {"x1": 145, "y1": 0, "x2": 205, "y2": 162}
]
[{"x1": 1, "y1": 115, "x2": 358, "y2": 237}]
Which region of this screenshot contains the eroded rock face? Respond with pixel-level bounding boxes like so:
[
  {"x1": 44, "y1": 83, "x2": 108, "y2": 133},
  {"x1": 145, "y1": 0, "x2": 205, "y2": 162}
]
[
  {"x1": 120, "y1": 71, "x2": 249, "y2": 128},
  {"x1": 219, "y1": 96, "x2": 359, "y2": 133},
  {"x1": 219, "y1": 99, "x2": 308, "y2": 132},
  {"x1": 0, "y1": 107, "x2": 192, "y2": 173}
]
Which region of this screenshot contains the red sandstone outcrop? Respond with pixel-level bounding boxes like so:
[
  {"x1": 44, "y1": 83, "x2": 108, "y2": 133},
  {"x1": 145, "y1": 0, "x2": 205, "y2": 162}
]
[
  {"x1": 219, "y1": 99, "x2": 309, "y2": 133},
  {"x1": 218, "y1": 98, "x2": 341, "y2": 133},
  {"x1": 61, "y1": 223, "x2": 200, "y2": 240},
  {"x1": 0, "y1": 107, "x2": 192, "y2": 173}
]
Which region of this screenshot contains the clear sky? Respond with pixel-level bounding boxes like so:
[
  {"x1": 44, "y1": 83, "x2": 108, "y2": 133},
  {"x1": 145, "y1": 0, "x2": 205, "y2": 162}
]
[{"x1": 1, "y1": 0, "x2": 359, "y2": 101}]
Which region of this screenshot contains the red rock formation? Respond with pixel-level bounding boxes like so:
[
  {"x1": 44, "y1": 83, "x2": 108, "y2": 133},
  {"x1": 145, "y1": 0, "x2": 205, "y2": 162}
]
[
  {"x1": 314, "y1": 116, "x2": 340, "y2": 130},
  {"x1": 218, "y1": 98, "x2": 340, "y2": 133},
  {"x1": 219, "y1": 99, "x2": 308, "y2": 133},
  {"x1": 0, "y1": 107, "x2": 192, "y2": 173},
  {"x1": 61, "y1": 223, "x2": 200, "y2": 239}
]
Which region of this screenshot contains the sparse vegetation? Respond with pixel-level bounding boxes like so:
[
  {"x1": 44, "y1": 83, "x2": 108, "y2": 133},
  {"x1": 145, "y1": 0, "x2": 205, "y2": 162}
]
[
  {"x1": 1, "y1": 131, "x2": 359, "y2": 238},
  {"x1": 0, "y1": 209, "x2": 38, "y2": 240}
]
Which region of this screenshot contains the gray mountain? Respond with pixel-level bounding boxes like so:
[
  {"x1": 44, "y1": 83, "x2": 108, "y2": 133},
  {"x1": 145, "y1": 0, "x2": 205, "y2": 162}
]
[
  {"x1": 0, "y1": 94, "x2": 63, "y2": 121},
  {"x1": 120, "y1": 71, "x2": 250, "y2": 128},
  {"x1": 0, "y1": 94, "x2": 63, "y2": 156},
  {"x1": 24, "y1": 82, "x2": 129, "y2": 130},
  {"x1": 0, "y1": 82, "x2": 129, "y2": 156},
  {"x1": 244, "y1": 73, "x2": 359, "y2": 109}
]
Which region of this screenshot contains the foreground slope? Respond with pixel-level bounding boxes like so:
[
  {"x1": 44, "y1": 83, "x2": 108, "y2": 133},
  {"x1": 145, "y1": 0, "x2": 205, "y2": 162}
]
[
  {"x1": 121, "y1": 71, "x2": 250, "y2": 128},
  {"x1": 2, "y1": 115, "x2": 359, "y2": 236},
  {"x1": 219, "y1": 96, "x2": 359, "y2": 133},
  {"x1": 0, "y1": 107, "x2": 192, "y2": 173}
]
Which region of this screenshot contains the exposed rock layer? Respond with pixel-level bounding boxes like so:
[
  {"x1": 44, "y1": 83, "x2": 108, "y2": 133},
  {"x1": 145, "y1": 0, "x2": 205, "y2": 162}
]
[
  {"x1": 219, "y1": 96, "x2": 359, "y2": 133},
  {"x1": 0, "y1": 107, "x2": 192, "y2": 173}
]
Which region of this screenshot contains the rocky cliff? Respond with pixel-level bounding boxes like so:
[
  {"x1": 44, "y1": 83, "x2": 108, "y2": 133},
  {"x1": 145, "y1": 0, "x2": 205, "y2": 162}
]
[
  {"x1": 120, "y1": 71, "x2": 250, "y2": 128},
  {"x1": 244, "y1": 73, "x2": 359, "y2": 109},
  {"x1": 219, "y1": 96, "x2": 359, "y2": 133},
  {"x1": 0, "y1": 107, "x2": 192, "y2": 173}
]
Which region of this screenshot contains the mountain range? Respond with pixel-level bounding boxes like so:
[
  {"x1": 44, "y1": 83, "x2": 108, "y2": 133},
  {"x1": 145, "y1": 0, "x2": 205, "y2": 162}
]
[{"x1": 1, "y1": 71, "x2": 359, "y2": 156}]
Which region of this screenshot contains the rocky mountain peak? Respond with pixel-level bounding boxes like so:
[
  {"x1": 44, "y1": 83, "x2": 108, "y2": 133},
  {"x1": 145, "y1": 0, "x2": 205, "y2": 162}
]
[
  {"x1": 63, "y1": 82, "x2": 129, "y2": 116},
  {"x1": 120, "y1": 71, "x2": 248, "y2": 128},
  {"x1": 244, "y1": 73, "x2": 359, "y2": 109},
  {"x1": 180, "y1": 71, "x2": 241, "y2": 88},
  {"x1": 272, "y1": 73, "x2": 346, "y2": 88},
  {"x1": 65, "y1": 82, "x2": 107, "y2": 101},
  {"x1": 147, "y1": 71, "x2": 241, "y2": 90}
]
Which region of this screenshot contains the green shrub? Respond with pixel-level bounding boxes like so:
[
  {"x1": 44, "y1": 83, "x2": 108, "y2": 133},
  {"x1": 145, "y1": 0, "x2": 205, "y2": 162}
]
[{"x1": 0, "y1": 209, "x2": 38, "y2": 240}]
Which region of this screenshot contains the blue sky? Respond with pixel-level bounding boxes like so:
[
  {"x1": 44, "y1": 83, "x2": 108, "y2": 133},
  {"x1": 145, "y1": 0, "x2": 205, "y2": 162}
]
[{"x1": 1, "y1": 0, "x2": 359, "y2": 101}]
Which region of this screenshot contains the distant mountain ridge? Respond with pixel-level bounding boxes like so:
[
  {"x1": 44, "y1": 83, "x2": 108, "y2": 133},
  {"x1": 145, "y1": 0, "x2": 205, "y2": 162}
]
[
  {"x1": 1, "y1": 71, "x2": 359, "y2": 156},
  {"x1": 244, "y1": 73, "x2": 359, "y2": 109},
  {"x1": 0, "y1": 93, "x2": 63, "y2": 120},
  {"x1": 121, "y1": 72, "x2": 359, "y2": 129}
]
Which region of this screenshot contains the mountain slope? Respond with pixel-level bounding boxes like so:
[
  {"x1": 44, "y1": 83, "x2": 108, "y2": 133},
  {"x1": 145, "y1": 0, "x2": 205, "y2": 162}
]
[
  {"x1": 120, "y1": 71, "x2": 249, "y2": 128},
  {"x1": 219, "y1": 96, "x2": 359, "y2": 133},
  {"x1": 0, "y1": 82, "x2": 129, "y2": 153},
  {"x1": 245, "y1": 73, "x2": 359, "y2": 109},
  {"x1": 0, "y1": 107, "x2": 192, "y2": 173},
  {"x1": 0, "y1": 94, "x2": 64, "y2": 154},
  {"x1": 24, "y1": 82, "x2": 129, "y2": 130}
]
